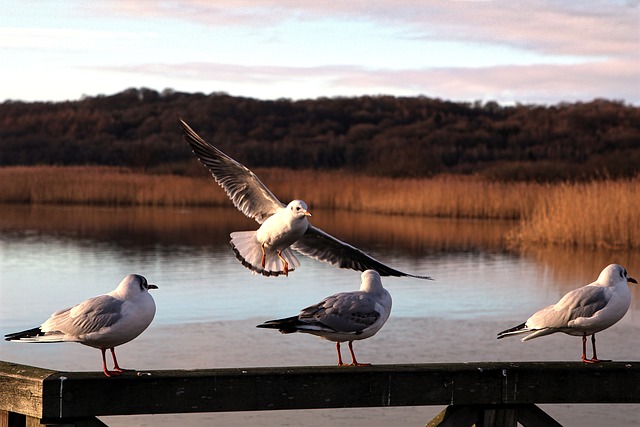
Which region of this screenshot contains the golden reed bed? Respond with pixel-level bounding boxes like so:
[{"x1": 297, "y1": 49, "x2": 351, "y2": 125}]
[{"x1": 0, "y1": 166, "x2": 638, "y2": 248}]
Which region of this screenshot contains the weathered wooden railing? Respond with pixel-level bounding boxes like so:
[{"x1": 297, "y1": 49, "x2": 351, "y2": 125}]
[{"x1": 1, "y1": 360, "x2": 639, "y2": 427}]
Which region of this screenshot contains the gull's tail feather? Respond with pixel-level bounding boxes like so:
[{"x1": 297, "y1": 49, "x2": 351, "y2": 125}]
[
  {"x1": 496, "y1": 322, "x2": 528, "y2": 339},
  {"x1": 230, "y1": 231, "x2": 300, "y2": 277},
  {"x1": 497, "y1": 322, "x2": 552, "y2": 342},
  {"x1": 4, "y1": 327, "x2": 63, "y2": 343},
  {"x1": 256, "y1": 316, "x2": 301, "y2": 334}
]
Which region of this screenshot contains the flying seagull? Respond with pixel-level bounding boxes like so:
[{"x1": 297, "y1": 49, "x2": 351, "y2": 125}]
[
  {"x1": 497, "y1": 264, "x2": 636, "y2": 363},
  {"x1": 179, "y1": 118, "x2": 432, "y2": 279},
  {"x1": 257, "y1": 270, "x2": 392, "y2": 366},
  {"x1": 5, "y1": 274, "x2": 157, "y2": 377}
]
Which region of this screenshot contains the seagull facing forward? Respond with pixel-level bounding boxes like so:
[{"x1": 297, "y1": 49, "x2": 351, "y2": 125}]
[
  {"x1": 497, "y1": 264, "x2": 637, "y2": 363},
  {"x1": 5, "y1": 274, "x2": 157, "y2": 377},
  {"x1": 257, "y1": 270, "x2": 392, "y2": 366},
  {"x1": 179, "y1": 118, "x2": 432, "y2": 279}
]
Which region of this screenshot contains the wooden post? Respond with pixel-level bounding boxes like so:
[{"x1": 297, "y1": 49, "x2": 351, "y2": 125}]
[
  {"x1": 425, "y1": 404, "x2": 563, "y2": 427},
  {"x1": 1, "y1": 360, "x2": 639, "y2": 426}
]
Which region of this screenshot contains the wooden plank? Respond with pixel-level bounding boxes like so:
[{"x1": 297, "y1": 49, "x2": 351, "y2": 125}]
[
  {"x1": 40, "y1": 417, "x2": 108, "y2": 427},
  {"x1": 25, "y1": 417, "x2": 41, "y2": 427},
  {"x1": 0, "y1": 362, "x2": 57, "y2": 419},
  {"x1": 500, "y1": 361, "x2": 640, "y2": 404},
  {"x1": 0, "y1": 410, "x2": 21, "y2": 427},
  {"x1": 0, "y1": 411, "x2": 43, "y2": 427},
  {"x1": 2, "y1": 360, "x2": 640, "y2": 421},
  {"x1": 424, "y1": 405, "x2": 477, "y2": 427},
  {"x1": 39, "y1": 363, "x2": 506, "y2": 418},
  {"x1": 425, "y1": 404, "x2": 563, "y2": 427},
  {"x1": 478, "y1": 407, "x2": 517, "y2": 427},
  {"x1": 516, "y1": 404, "x2": 563, "y2": 427}
]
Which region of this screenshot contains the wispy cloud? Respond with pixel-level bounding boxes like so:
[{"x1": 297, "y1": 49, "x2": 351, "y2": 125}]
[
  {"x1": 97, "y1": 57, "x2": 640, "y2": 104},
  {"x1": 90, "y1": 0, "x2": 639, "y2": 58},
  {"x1": 2, "y1": 0, "x2": 638, "y2": 103}
]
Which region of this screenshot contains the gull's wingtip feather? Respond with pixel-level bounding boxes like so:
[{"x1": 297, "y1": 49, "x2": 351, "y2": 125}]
[
  {"x1": 496, "y1": 322, "x2": 527, "y2": 339},
  {"x1": 5, "y1": 327, "x2": 44, "y2": 341}
]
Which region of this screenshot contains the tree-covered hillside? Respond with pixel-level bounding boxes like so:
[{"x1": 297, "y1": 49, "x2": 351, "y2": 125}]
[{"x1": 1, "y1": 88, "x2": 638, "y2": 180}]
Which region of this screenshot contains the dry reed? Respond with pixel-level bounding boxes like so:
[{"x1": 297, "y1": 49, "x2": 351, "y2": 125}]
[
  {"x1": 509, "y1": 178, "x2": 640, "y2": 249},
  {"x1": 0, "y1": 166, "x2": 226, "y2": 207},
  {"x1": 0, "y1": 166, "x2": 538, "y2": 218},
  {"x1": 253, "y1": 168, "x2": 540, "y2": 219},
  {"x1": 1, "y1": 166, "x2": 638, "y2": 248}
]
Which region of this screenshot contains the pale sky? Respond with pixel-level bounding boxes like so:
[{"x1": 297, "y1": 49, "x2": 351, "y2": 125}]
[{"x1": 1, "y1": 0, "x2": 639, "y2": 105}]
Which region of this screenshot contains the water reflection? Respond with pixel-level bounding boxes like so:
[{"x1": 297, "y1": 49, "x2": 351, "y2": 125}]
[
  {"x1": 0, "y1": 204, "x2": 515, "y2": 252},
  {"x1": 2, "y1": 203, "x2": 638, "y2": 326}
]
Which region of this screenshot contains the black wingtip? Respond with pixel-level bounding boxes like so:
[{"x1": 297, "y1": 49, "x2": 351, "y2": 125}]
[
  {"x1": 397, "y1": 273, "x2": 434, "y2": 280},
  {"x1": 256, "y1": 317, "x2": 300, "y2": 334},
  {"x1": 5, "y1": 327, "x2": 43, "y2": 341},
  {"x1": 412, "y1": 274, "x2": 434, "y2": 280},
  {"x1": 496, "y1": 322, "x2": 526, "y2": 339},
  {"x1": 256, "y1": 323, "x2": 277, "y2": 329},
  {"x1": 378, "y1": 270, "x2": 434, "y2": 280}
]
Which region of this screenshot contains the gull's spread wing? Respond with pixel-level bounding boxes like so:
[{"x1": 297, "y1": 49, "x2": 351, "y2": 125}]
[
  {"x1": 179, "y1": 118, "x2": 283, "y2": 224},
  {"x1": 293, "y1": 225, "x2": 432, "y2": 279}
]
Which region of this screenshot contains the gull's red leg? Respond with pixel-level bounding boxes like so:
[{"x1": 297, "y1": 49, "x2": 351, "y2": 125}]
[
  {"x1": 261, "y1": 243, "x2": 266, "y2": 268},
  {"x1": 348, "y1": 341, "x2": 371, "y2": 367},
  {"x1": 582, "y1": 333, "x2": 608, "y2": 363},
  {"x1": 336, "y1": 342, "x2": 345, "y2": 366},
  {"x1": 101, "y1": 348, "x2": 118, "y2": 377},
  {"x1": 111, "y1": 348, "x2": 125, "y2": 372},
  {"x1": 581, "y1": 334, "x2": 591, "y2": 363},
  {"x1": 277, "y1": 250, "x2": 289, "y2": 276},
  {"x1": 588, "y1": 334, "x2": 610, "y2": 363}
]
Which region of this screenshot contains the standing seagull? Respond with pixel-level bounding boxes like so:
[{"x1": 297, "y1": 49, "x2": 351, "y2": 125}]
[
  {"x1": 497, "y1": 264, "x2": 637, "y2": 363},
  {"x1": 5, "y1": 274, "x2": 157, "y2": 377},
  {"x1": 179, "y1": 118, "x2": 431, "y2": 279},
  {"x1": 257, "y1": 270, "x2": 392, "y2": 366}
]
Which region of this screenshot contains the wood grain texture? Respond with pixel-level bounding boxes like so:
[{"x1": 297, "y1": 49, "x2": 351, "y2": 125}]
[{"x1": 2, "y1": 361, "x2": 639, "y2": 421}]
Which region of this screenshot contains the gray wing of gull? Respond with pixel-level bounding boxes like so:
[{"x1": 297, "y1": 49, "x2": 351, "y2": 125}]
[
  {"x1": 292, "y1": 225, "x2": 433, "y2": 279},
  {"x1": 179, "y1": 118, "x2": 284, "y2": 224},
  {"x1": 528, "y1": 286, "x2": 611, "y2": 329},
  {"x1": 46, "y1": 295, "x2": 125, "y2": 336},
  {"x1": 555, "y1": 286, "x2": 610, "y2": 322},
  {"x1": 299, "y1": 292, "x2": 380, "y2": 333}
]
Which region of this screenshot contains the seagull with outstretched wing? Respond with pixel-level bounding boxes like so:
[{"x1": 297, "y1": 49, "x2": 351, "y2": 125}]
[{"x1": 179, "y1": 118, "x2": 432, "y2": 279}]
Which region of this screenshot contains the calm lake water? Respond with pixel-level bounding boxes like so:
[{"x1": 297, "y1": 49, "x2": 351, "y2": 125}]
[
  {"x1": 1, "y1": 204, "x2": 639, "y2": 327},
  {"x1": 1, "y1": 204, "x2": 639, "y2": 426}
]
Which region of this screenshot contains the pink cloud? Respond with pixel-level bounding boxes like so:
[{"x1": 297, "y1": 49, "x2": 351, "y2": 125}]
[
  {"x1": 89, "y1": 0, "x2": 639, "y2": 57},
  {"x1": 97, "y1": 57, "x2": 640, "y2": 104}
]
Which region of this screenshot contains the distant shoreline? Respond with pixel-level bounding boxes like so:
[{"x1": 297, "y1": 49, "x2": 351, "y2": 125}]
[{"x1": 0, "y1": 165, "x2": 638, "y2": 248}]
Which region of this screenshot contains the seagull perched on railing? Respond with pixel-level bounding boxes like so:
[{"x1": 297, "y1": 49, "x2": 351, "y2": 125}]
[
  {"x1": 179, "y1": 117, "x2": 432, "y2": 279},
  {"x1": 257, "y1": 270, "x2": 392, "y2": 366},
  {"x1": 497, "y1": 264, "x2": 636, "y2": 363},
  {"x1": 5, "y1": 274, "x2": 157, "y2": 377}
]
